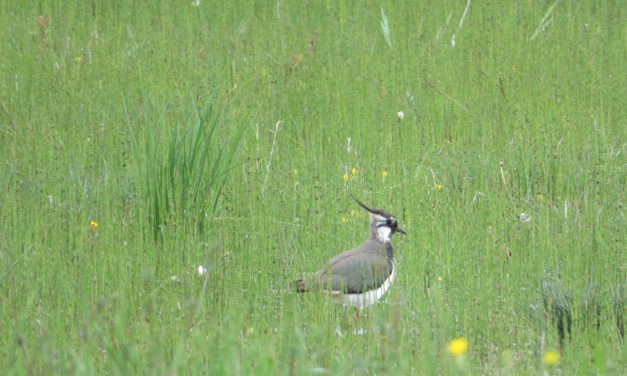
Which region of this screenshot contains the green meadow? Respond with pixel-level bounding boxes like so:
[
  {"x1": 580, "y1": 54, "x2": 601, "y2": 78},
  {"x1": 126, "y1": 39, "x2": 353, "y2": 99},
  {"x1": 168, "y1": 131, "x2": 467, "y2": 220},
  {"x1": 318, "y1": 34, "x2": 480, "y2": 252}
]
[{"x1": 1, "y1": 0, "x2": 625, "y2": 374}]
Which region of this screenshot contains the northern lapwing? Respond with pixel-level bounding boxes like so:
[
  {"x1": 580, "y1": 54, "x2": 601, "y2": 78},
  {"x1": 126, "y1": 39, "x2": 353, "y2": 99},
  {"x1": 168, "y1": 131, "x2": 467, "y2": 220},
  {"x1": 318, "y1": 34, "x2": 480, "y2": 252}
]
[{"x1": 295, "y1": 195, "x2": 406, "y2": 309}]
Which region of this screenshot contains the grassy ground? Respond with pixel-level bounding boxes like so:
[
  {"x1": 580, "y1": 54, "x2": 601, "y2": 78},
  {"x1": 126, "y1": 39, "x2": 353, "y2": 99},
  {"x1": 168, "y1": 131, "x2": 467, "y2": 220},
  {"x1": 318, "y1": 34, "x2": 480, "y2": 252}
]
[{"x1": 1, "y1": 0, "x2": 625, "y2": 374}]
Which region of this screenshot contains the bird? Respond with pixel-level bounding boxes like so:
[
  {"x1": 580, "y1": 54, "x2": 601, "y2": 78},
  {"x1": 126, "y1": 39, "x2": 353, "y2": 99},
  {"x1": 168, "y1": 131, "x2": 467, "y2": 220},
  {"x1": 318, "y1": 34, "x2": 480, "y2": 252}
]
[{"x1": 295, "y1": 194, "x2": 406, "y2": 309}]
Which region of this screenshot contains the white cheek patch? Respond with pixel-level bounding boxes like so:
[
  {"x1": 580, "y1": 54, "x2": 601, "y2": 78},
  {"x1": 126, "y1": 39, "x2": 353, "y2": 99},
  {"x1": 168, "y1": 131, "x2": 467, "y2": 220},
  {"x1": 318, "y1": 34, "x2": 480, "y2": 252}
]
[{"x1": 376, "y1": 225, "x2": 392, "y2": 242}]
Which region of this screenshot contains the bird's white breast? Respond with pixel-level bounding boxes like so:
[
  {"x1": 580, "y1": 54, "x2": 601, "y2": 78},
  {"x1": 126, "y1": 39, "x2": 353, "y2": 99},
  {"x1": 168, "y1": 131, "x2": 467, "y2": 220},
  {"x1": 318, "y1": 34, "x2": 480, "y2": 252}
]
[{"x1": 341, "y1": 263, "x2": 395, "y2": 309}]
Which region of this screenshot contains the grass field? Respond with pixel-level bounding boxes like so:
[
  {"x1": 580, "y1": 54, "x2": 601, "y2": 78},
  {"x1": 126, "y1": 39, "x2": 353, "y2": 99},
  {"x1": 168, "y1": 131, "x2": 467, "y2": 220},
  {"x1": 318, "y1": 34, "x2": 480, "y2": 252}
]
[{"x1": 1, "y1": 1, "x2": 625, "y2": 374}]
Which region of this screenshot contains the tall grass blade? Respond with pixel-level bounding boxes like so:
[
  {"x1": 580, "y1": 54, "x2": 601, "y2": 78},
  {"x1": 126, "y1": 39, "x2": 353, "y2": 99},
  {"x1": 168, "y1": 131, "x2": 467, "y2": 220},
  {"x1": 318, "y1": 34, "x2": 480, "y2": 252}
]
[{"x1": 131, "y1": 95, "x2": 246, "y2": 240}]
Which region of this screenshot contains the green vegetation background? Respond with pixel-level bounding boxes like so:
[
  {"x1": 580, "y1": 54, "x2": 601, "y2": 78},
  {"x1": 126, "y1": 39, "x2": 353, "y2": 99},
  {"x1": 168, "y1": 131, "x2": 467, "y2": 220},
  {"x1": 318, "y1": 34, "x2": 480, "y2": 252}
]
[{"x1": 1, "y1": 1, "x2": 624, "y2": 374}]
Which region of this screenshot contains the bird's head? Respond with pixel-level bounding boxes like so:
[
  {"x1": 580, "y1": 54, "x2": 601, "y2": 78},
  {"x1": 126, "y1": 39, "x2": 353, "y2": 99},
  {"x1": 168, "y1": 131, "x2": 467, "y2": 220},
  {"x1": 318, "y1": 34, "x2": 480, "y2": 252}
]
[{"x1": 350, "y1": 193, "x2": 406, "y2": 242}]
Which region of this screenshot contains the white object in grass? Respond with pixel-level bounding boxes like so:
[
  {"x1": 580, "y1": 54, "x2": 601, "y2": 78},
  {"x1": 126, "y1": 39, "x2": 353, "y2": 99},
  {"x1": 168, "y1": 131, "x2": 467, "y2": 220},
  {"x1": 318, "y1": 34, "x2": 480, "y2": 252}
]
[
  {"x1": 397, "y1": 111, "x2": 405, "y2": 121},
  {"x1": 197, "y1": 265, "x2": 208, "y2": 276}
]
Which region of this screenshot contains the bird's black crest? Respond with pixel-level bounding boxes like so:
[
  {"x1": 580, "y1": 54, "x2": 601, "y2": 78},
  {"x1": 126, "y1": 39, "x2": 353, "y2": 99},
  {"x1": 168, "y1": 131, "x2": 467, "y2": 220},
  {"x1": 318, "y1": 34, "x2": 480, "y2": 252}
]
[{"x1": 350, "y1": 192, "x2": 393, "y2": 218}]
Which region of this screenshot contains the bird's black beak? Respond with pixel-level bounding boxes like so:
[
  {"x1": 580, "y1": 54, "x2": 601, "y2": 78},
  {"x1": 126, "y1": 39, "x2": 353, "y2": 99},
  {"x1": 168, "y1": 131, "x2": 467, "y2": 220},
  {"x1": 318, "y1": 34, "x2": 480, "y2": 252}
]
[{"x1": 395, "y1": 227, "x2": 407, "y2": 235}]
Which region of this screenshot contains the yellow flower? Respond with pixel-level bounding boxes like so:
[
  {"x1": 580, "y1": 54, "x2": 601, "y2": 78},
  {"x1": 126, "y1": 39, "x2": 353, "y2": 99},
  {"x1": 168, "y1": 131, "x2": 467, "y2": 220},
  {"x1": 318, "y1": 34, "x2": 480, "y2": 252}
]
[
  {"x1": 437, "y1": 276, "x2": 443, "y2": 283},
  {"x1": 74, "y1": 56, "x2": 82, "y2": 63},
  {"x1": 448, "y1": 337, "x2": 469, "y2": 357},
  {"x1": 342, "y1": 174, "x2": 350, "y2": 183},
  {"x1": 351, "y1": 167, "x2": 359, "y2": 177},
  {"x1": 543, "y1": 351, "x2": 560, "y2": 366},
  {"x1": 350, "y1": 209, "x2": 359, "y2": 218},
  {"x1": 341, "y1": 216, "x2": 349, "y2": 224},
  {"x1": 89, "y1": 220, "x2": 99, "y2": 231},
  {"x1": 536, "y1": 194, "x2": 545, "y2": 202},
  {"x1": 436, "y1": 183, "x2": 444, "y2": 192},
  {"x1": 382, "y1": 169, "x2": 388, "y2": 179}
]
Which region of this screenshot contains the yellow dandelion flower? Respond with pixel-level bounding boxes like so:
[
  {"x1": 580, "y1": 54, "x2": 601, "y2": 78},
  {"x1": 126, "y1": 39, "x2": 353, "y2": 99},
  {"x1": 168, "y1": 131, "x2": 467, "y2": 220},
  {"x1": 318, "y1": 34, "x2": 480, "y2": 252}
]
[
  {"x1": 350, "y1": 209, "x2": 359, "y2": 218},
  {"x1": 341, "y1": 216, "x2": 349, "y2": 224},
  {"x1": 74, "y1": 56, "x2": 82, "y2": 63},
  {"x1": 543, "y1": 351, "x2": 560, "y2": 366},
  {"x1": 382, "y1": 169, "x2": 388, "y2": 179},
  {"x1": 89, "y1": 220, "x2": 99, "y2": 231},
  {"x1": 436, "y1": 183, "x2": 444, "y2": 192},
  {"x1": 536, "y1": 194, "x2": 545, "y2": 202},
  {"x1": 437, "y1": 276, "x2": 443, "y2": 283},
  {"x1": 342, "y1": 174, "x2": 350, "y2": 183},
  {"x1": 351, "y1": 167, "x2": 359, "y2": 177},
  {"x1": 448, "y1": 337, "x2": 469, "y2": 357}
]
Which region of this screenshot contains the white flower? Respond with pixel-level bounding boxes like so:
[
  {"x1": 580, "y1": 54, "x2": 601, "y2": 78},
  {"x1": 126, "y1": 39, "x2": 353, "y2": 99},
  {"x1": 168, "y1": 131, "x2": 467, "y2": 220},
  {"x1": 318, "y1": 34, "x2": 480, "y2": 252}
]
[
  {"x1": 519, "y1": 213, "x2": 531, "y2": 223},
  {"x1": 397, "y1": 111, "x2": 405, "y2": 121},
  {"x1": 170, "y1": 275, "x2": 181, "y2": 283},
  {"x1": 197, "y1": 265, "x2": 207, "y2": 276}
]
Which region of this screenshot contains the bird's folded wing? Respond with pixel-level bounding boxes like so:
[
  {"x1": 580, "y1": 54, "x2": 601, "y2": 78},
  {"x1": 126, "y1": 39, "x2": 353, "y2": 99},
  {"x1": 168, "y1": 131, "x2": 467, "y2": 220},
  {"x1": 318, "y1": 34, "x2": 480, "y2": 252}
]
[{"x1": 303, "y1": 253, "x2": 391, "y2": 294}]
